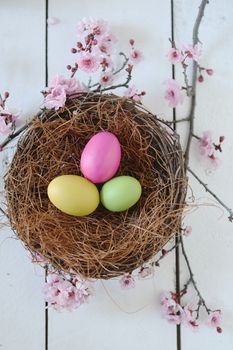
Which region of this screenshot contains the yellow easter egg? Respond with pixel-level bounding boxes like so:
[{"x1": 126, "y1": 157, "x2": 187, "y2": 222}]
[{"x1": 47, "y1": 175, "x2": 99, "y2": 216}]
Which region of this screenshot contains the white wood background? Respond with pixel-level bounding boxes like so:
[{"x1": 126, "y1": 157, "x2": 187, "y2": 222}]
[{"x1": 0, "y1": 1, "x2": 232, "y2": 349}]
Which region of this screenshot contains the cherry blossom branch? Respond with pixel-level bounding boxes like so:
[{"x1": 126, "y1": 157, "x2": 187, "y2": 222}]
[
  {"x1": 0, "y1": 123, "x2": 30, "y2": 151},
  {"x1": 187, "y1": 166, "x2": 233, "y2": 221},
  {"x1": 88, "y1": 52, "x2": 129, "y2": 90},
  {"x1": 182, "y1": 61, "x2": 192, "y2": 96},
  {"x1": 94, "y1": 65, "x2": 132, "y2": 93},
  {"x1": 112, "y1": 52, "x2": 129, "y2": 75},
  {"x1": 0, "y1": 109, "x2": 45, "y2": 151},
  {"x1": 184, "y1": 0, "x2": 209, "y2": 168}
]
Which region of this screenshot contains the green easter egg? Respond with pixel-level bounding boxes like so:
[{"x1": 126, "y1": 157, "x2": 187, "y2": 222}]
[{"x1": 100, "y1": 176, "x2": 142, "y2": 212}]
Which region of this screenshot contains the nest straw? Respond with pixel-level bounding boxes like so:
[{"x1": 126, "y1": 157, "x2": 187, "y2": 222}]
[{"x1": 5, "y1": 93, "x2": 187, "y2": 279}]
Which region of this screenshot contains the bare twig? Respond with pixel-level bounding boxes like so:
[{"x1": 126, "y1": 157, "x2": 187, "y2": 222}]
[
  {"x1": 184, "y1": 0, "x2": 209, "y2": 168},
  {"x1": 151, "y1": 240, "x2": 180, "y2": 267},
  {"x1": 89, "y1": 52, "x2": 129, "y2": 90},
  {"x1": 180, "y1": 234, "x2": 211, "y2": 315},
  {"x1": 187, "y1": 166, "x2": 233, "y2": 221},
  {"x1": 0, "y1": 206, "x2": 7, "y2": 218},
  {"x1": 94, "y1": 67, "x2": 132, "y2": 93}
]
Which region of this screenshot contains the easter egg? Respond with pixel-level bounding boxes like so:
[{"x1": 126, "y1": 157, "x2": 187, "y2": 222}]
[
  {"x1": 80, "y1": 131, "x2": 121, "y2": 184},
  {"x1": 100, "y1": 176, "x2": 142, "y2": 212},
  {"x1": 47, "y1": 175, "x2": 99, "y2": 216}
]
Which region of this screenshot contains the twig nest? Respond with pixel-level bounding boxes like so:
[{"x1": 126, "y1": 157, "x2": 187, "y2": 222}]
[{"x1": 5, "y1": 93, "x2": 187, "y2": 279}]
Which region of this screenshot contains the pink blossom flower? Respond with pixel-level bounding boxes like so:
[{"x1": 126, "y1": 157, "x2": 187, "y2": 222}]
[
  {"x1": 206, "y1": 68, "x2": 214, "y2": 76},
  {"x1": 43, "y1": 273, "x2": 92, "y2": 311},
  {"x1": 138, "y1": 266, "x2": 153, "y2": 278},
  {"x1": 166, "y1": 48, "x2": 183, "y2": 64},
  {"x1": 77, "y1": 53, "x2": 100, "y2": 73},
  {"x1": 119, "y1": 275, "x2": 135, "y2": 289},
  {"x1": 182, "y1": 305, "x2": 199, "y2": 330},
  {"x1": 160, "y1": 291, "x2": 173, "y2": 306},
  {"x1": 129, "y1": 49, "x2": 144, "y2": 64},
  {"x1": 161, "y1": 292, "x2": 184, "y2": 325},
  {"x1": 100, "y1": 56, "x2": 113, "y2": 69},
  {"x1": 96, "y1": 38, "x2": 113, "y2": 55},
  {"x1": 124, "y1": 85, "x2": 142, "y2": 102},
  {"x1": 183, "y1": 44, "x2": 202, "y2": 62},
  {"x1": 44, "y1": 86, "x2": 66, "y2": 110},
  {"x1": 95, "y1": 34, "x2": 117, "y2": 55},
  {"x1": 0, "y1": 107, "x2": 20, "y2": 135},
  {"x1": 198, "y1": 131, "x2": 214, "y2": 157},
  {"x1": 49, "y1": 74, "x2": 68, "y2": 89},
  {"x1": 162, "y1": 301, "x2": 184, "y2": 325},
  {"x1": 49, "y1": 75, "x2": 86, "y2": 95},
  {"x1": 184, "y1": 225, "x2": 192, "y2": 237},
  {"x1": 99, "y1": 72, "x2": 114, "y2": 86},
  {"x1": 207, "y1": 311, "x2": 222, "y2": 328},
  {"x1": 208, "y1": 154, "x2": 221, "y2": 170},
  {"x1": 76, "y1": 17, "x2": 108, "y2": 37},
  {"x1": 0, "y1": 118, "x2": 12, "y2": 135},
  {"x1": 47, "y1": 17, "x2": 60, "y2": 26},
  {"x1": 30, "y1": 251, "x2": 48, "y2": 266},
  {"x1": 164, "y1": 79, "x2": 183, "y2": 108},
  {"x1": 65, "y1": 78, "x2": 87, "y2": 94}
]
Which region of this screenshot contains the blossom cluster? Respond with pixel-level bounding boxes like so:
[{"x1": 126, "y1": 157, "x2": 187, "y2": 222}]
[
  {"x1": 198, "y1": 131, "x2": 225, "y2": 170},
  {"x1": 165, "y1": 43, "x2": 213, "y2": 108},
  {"x1": 161, "y1": 291, "x2": 222, "y2": 333},
  {"x1": 43, "y1": 273, "x2": 93, "y2": 311},
  {"x1": 44, "y1": 75, "x2": 87, "y2": 110},
  {"x1": 43, "y1": 18, "x2": 144, "y2": 110},
  {"x1": 0, "y1": 92, "x2": 19, "y2": 136},
  {"x1": 69, "y1": 18, "x2": 143, "y2": 78}
]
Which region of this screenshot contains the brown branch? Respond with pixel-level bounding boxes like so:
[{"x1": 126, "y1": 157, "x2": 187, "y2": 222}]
[
  {"x1": 180, "y1": 234, "x2": 211, "y2": 315},
  {"x1": 184, "y1": 0, "x2": 209, "y2": 168},
  {"x1": 94, "y1": 67, "x2": 132, "y2": 93},
  {"x1": 89, "y1": 52, "x2": 129, "y2": 90},
  {"x1": 151, "y1": 240, "x2": 180, "y2": 267},
  {"x1": 0, "y1": 123, "x2": 30, "y2": 150},
  {"x1": 187, "y1": 166, "x2": 233, "y2": 221}
]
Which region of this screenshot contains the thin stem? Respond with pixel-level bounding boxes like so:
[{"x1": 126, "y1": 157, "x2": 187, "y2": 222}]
[
  {"x1": 94, "y1": 67, "x2": 132, "y2": 93},
  {"x1": 187, "y1": 166, "x2": 233, "y2": 221},
  {"x1": 182, "y1": 62, "x2": 192, "y2": 96},
  {"x1": 0, "y1": 206, "x2": 8, "y2": 218},
  {"x1": 0, "y1": 110, "x2": 44, "y2": 151},
  {"x1": 167, "y1": 117, "x2": 191, "y2": 125},
  {"x1": 152, "y1": 240, "x2": 180, "y2": 266},
  {"x1": 180, "y1": 234, "x2": 211, "y2": 314},
  {"x1": 89, "y1": 52, "x2": 129, "y2": 90},
  {"x1": 184, "y1": 0, "x2": 209, "y2": 168}
]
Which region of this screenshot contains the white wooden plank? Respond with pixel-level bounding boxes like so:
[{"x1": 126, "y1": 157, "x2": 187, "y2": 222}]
[
  {"x1": 0, "y1": 1, "x2": 46, "y2": 349},
  {"x1": 47, "y1": 1, "x2": 176, "y2": 349},
  {"x1": 175, "y1": 0, "x2": 233, "y2": 349}
]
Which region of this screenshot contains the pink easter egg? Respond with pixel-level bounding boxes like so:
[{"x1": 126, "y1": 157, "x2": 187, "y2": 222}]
[{"x1": 80, "y1": 131, "x2": 121, "y2": 183}]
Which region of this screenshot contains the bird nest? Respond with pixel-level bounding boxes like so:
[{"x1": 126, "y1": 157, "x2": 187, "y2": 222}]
[{"x1": 4, "y1": 93, "x2": 187, "y2": 279}]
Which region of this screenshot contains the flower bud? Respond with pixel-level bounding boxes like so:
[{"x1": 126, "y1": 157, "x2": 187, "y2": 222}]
[
  {"x1": 198, "y1": 75, "x2": 204, "y2": 82},
  {"x1": 219, "y1": 135, "x2": 225, "y2": 143},
  {"x1": 206, "y1": 68, "x2": 214, "y2": 76},
  {"x1": 76, "y1": 42, "x2": 83, "y2": 48}
]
